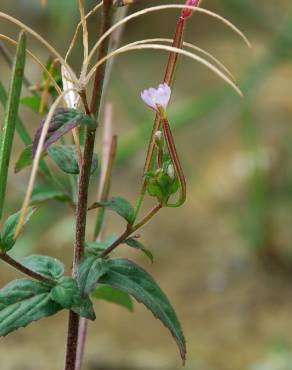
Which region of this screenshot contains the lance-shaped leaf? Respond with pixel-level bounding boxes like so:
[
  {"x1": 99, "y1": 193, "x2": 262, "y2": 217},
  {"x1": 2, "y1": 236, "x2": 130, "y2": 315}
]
[
  {"x1": 32, "y1": 108, "x2": 97, "y2": 156},
  {"x1": 0, "y1": 278, "x2": 62, "y2": 336},
  {"x1": 21, "y1": 255, "x2": 64, "y2": 280},
  {"x1": 31, "y1": 185, "x2": 71, "y2": 204},
  {"x1": 0, "y1": 31, "x2": 26, "y2": 220},
  {"x1": 0, "y1": 207, "x2": 35, "y2": 252},
  {"x1": 98, "y1": 259, "x2": 186, "y2": 363},
  {"x1": 124, "y1": 238, "x2": 154, "y2": 263},
  {"x1": 88, "y1": 197, "x2": 135, "y2": 225},
  {"x1": 48, "y1": 144, "x2": 98, "y2": 175},
  {"x1": 91, "y1": 285, "x2": 134, "y2": 311},
  {"x1": 77, "y1": 256, "x2": 109, "y2": 295}
]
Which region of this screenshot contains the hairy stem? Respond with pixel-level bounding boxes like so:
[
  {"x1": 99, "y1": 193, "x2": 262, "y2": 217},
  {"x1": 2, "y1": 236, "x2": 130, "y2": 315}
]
[
  {"x1": 64, "y1": 2, "x2": 114, "y2": 370},
  {"x1": 0, "y1": 253, "x2": 55, "y2": 285}
]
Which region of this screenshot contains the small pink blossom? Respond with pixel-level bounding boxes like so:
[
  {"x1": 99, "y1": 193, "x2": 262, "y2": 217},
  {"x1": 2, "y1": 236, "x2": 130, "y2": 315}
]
[
  {"x1": 181, "y1": 0, "x2": 200, "y2": 20},
  {"x1": 141, "y1": 83, "x2": 171, "y2": 112}
]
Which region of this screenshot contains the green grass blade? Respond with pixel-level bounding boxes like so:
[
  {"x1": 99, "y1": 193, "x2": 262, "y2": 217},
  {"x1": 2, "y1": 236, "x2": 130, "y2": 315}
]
[
  {"x1": 0, "y1": 81, "x2": 31, "y2": 146},
  {"x1": 0, "y1": 31, "x2": 26, "y2": 220}
]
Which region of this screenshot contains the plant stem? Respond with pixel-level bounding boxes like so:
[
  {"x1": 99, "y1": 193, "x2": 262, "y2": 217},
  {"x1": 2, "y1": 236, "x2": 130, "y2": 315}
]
[
  {"x1": 64, "y1": 2, "x2": 114, "y2": 370},
  {"x1": 0, "y1": 32, "x2": 26, "y2": 221},
  {"x1": 0, "y1": 252, "x2": 55, "y2": 285},
  {"x1": 100, "y1": 203, "x2": 162, "y2": 258},
  {"x1": 76, "y1": 104, "x2": 117, "y2": 370},
  {"x1": 0, "y1": 41, "x2": 34, "y2": 92},
  {"x1": 90, "y1": 0, "x2": 114, "y2": 117}
]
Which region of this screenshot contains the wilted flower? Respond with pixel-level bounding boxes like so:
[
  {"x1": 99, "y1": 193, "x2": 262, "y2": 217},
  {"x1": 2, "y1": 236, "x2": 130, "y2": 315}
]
[
  {"x1": 141, "y1": 83, "x2": 171, "y2": 113},
  {"x1": 61, "y1": 66, "x2": 80, "y2": 109}
]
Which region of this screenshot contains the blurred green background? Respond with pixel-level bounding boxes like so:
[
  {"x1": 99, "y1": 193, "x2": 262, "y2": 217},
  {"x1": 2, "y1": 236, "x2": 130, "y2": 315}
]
[{"x1": 1, "y1": 0, "x2": 292, "y2": 369}]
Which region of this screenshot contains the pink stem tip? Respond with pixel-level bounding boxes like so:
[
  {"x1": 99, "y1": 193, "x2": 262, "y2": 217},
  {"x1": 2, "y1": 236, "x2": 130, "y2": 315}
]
[{"x1": 181, "y1": 0, "x2": 201, "y2": 20}]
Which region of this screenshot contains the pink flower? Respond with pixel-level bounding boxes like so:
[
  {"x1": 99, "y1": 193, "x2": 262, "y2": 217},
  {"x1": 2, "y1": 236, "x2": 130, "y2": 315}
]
[
  {"x1": 181, "y1": 0, "x2": 200, "y2": 20},
  {"x1": 141, "y1": 83, "x2": 171, "y2": 112}
]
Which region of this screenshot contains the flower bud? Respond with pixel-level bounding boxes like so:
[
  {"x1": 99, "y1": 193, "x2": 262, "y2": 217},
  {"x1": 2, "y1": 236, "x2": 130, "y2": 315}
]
[
  {"x1": 167, "y1": 164, "x2": 175, "y2": 180},
  {"x1": 154, "y1": 130, "x2": 163, "y2": 148}
]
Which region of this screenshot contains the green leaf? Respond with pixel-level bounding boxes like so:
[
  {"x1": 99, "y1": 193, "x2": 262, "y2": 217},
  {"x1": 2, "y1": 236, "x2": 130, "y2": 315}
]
[
  {"x1": 146, "y1": 170, "x2": 179, "y2": 205},
  {"x1": 77, "y1": 256, "x2": 109, "y2": 295},
  {"x1": 0, "y1": 207, "x2": 35, "y2": 252},
  {"x1": 92, "y1": 285, "x2": 134, "y2": 311},
  {"x1": 50, "y1": 276, "x2": 96, "y2": 320},
  {"x1": 31, "y1": 185, "x2": 71, "y2": 204},
  {"x1": 14, "y1": 145, "x2": 36, "y2": 173},
  {"x1": 0, "y1": 31, "x2": 26, "y2": 220},
  {"x1": 20, "y1": 96, "x2": 42, "y2": 113},
  {"x1": 50, "y1": 277, "x2": 80, "y2": 309},
  {"x1": 33, "y1": 108, "x2": 97, "y2": 156},
  {"x1": 71, "y1": 295, "x2": 96, "y2": 321},
  {"x1": 124, "y1": 238, "x2": 154, "y2": 263},
  {"x1": 48, "y1": 145, "x2": 98, "y2": 175},
  {"x1": 89, "y1": 197, "x2": 135, "y2": 225},
  {"x1": 21, "y1": 255, "x2": 64, "y2": 280},
  {"x1": 85, "y1": 234, "x2": 117, "y2": 255},
  {"x1": 0, "y1": 278, "x2": 62, "y2": 336},
  {"x1": 99, "y1": 259, "x2": 186, "y2": 363}
]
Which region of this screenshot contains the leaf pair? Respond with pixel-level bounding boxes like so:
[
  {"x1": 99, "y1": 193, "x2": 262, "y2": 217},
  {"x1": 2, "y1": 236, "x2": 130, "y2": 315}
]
[
  {"x1": 22, "y1": 255, "x2": 95, "y2": 320},
  {"x1": 0, "y1": 255, "x2": 95, "y2": 337}
]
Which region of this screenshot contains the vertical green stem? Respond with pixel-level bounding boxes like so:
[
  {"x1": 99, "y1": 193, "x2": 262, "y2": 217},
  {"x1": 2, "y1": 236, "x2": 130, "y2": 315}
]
[{"x1": 0, "y1": 31, "x2": 26, "y2": 221}]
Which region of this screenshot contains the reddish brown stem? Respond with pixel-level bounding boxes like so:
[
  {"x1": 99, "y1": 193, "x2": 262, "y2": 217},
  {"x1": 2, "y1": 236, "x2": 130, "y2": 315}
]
[
  {"x1": 100, "y1": 203, "x2": 162, "y2": 258},
  {"x1": 64, "y1": 2, "x2": 114, "y2": 370},
  {"x1": 0, "y1": 252, "x2": 55, "y2": 285}
]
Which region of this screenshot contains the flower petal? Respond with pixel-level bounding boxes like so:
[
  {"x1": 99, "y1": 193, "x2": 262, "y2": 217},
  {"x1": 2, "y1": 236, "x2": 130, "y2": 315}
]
[
  {"x1": 141, "y1": 83, "x2": 171, "y2": 111},
  {"x1": 156, "y1": 83, "x2": 171, "y2": 109}
]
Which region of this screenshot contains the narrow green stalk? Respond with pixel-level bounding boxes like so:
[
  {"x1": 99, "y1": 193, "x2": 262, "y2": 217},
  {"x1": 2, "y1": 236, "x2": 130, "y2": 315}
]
[
  {"x1": 0, "y1": 81, "x2": 31, "y2": 146},
  {"x1": 0, "y1": 41, "x2": 34, "y2": 93},
  {"x1": 0, "y1": 31, "x2": 26, "y2": 221}
]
